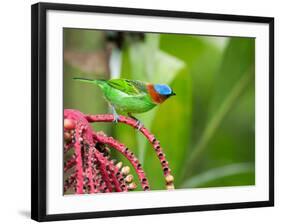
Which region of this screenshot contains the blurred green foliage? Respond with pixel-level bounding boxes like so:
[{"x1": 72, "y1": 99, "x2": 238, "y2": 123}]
[{"x1": 64, "y1": 28, "x2": 255, "y2": 191}]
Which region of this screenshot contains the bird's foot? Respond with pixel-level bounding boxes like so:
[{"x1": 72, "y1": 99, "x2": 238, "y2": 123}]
[
  {"x1": 110, "y1": 105, "x2": 119, "y2": 123},
  {"x1": 113, "y1": 113, "x2": 119, "y2": 123},
  {"x1": 135, "y1": 120, "x2": 144, "y2": 130},
  {"x1": 127, "y1": 113, "x2": 143, "y2": 130}
]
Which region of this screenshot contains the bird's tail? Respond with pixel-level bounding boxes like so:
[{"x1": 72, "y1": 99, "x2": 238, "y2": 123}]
[{"x1": 73, "y1": 77, "x2": 106, "y2": 86}]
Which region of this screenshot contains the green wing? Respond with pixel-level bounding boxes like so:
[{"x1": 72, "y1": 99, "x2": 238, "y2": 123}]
[{"x1": 107, "y1": 79, "x2": 148, "y2": 95}]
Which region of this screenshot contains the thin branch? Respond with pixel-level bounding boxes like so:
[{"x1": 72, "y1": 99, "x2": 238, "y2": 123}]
[
  {"x1": 86, "y1": 114, "x2": 175, "y2": 189},
  {"x1": 94, "y1": 132, "x2": 150, "y2": 191}
]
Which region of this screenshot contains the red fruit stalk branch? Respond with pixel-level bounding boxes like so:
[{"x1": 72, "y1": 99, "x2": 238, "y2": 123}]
[{"x1": 64, "y1": 109, "x2": 174, "y2": 194}]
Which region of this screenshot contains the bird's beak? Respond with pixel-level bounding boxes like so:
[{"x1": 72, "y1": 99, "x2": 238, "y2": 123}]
[{"x1": 171, "y1": 92, "x2": 176, "y2": 96}]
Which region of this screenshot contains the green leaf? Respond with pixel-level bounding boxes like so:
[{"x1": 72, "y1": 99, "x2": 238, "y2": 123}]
[
  {"x1": 208, "y1": 37, "x2": 255, "y2": 118},
  {"x1": 181, "y1": 163, "x2": 254, "y2": 188},
  {"x1": 185, "y1": 37, "x2": 255, "y2": 178},
  {"x1": 159, "y1": 34, "x2": 225, "y2": 136},
  {"x1": 159, "y1": 34, "x2": 226, "y2": 185}
]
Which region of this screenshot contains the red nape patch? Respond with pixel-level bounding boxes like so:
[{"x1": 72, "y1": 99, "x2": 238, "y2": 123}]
[{"x1": 147, "y1": 84, "x2": 168, "y2": 104}]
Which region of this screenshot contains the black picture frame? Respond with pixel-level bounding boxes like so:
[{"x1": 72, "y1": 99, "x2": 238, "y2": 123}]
[{"x1": 31, "y1": 2, "x2": 274, "y2": 222}]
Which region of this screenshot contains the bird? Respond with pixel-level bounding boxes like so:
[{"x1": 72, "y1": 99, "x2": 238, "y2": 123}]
[{"x1": 73, "y1": 78, "x2": 176, "y2": 127}]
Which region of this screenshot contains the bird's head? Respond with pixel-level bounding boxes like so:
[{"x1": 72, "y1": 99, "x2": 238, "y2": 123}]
[
  {"x1": 154, "y1": 84, "x2": 176, "y2": 97},
  {"x1": 147, "y1": 84, "x2": 176, "y2": 104}
]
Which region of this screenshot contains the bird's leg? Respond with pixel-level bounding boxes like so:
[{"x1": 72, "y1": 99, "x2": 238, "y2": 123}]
[
  {"x1": 110, "y1": 105, "x2": 119, "y2": 123},
  {"x1": 127, "y1": 113, "x2": 143, "y2": 130}
]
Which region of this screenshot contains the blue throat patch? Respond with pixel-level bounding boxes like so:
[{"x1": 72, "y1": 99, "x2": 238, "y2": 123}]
[{"x1": 154, "y1": 84, "x2": 172, "y2": 95}]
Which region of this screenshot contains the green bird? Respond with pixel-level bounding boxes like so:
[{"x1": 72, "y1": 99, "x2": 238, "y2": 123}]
[{"x1": 73, "y1": 77, "x2": 176, "y2": 125}]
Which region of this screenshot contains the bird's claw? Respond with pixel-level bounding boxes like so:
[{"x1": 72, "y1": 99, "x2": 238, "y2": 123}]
[
  {"x1": 110, "y1": 105, "x2": 119, "y2": 123},
  {"x1": 135, "y1": 120, "x2": 144, "y2": 130},
  {"x1": 113, "y1": 114, "x2": 119, "y2": 123},
  {"x1": 127, "y1": 113, "x2": 143, "y2": 130}
]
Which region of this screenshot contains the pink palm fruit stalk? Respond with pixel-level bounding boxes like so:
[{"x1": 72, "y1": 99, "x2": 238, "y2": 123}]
[{"x1": 64, "y1": 109, "x2": 174, "y2": 194}]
